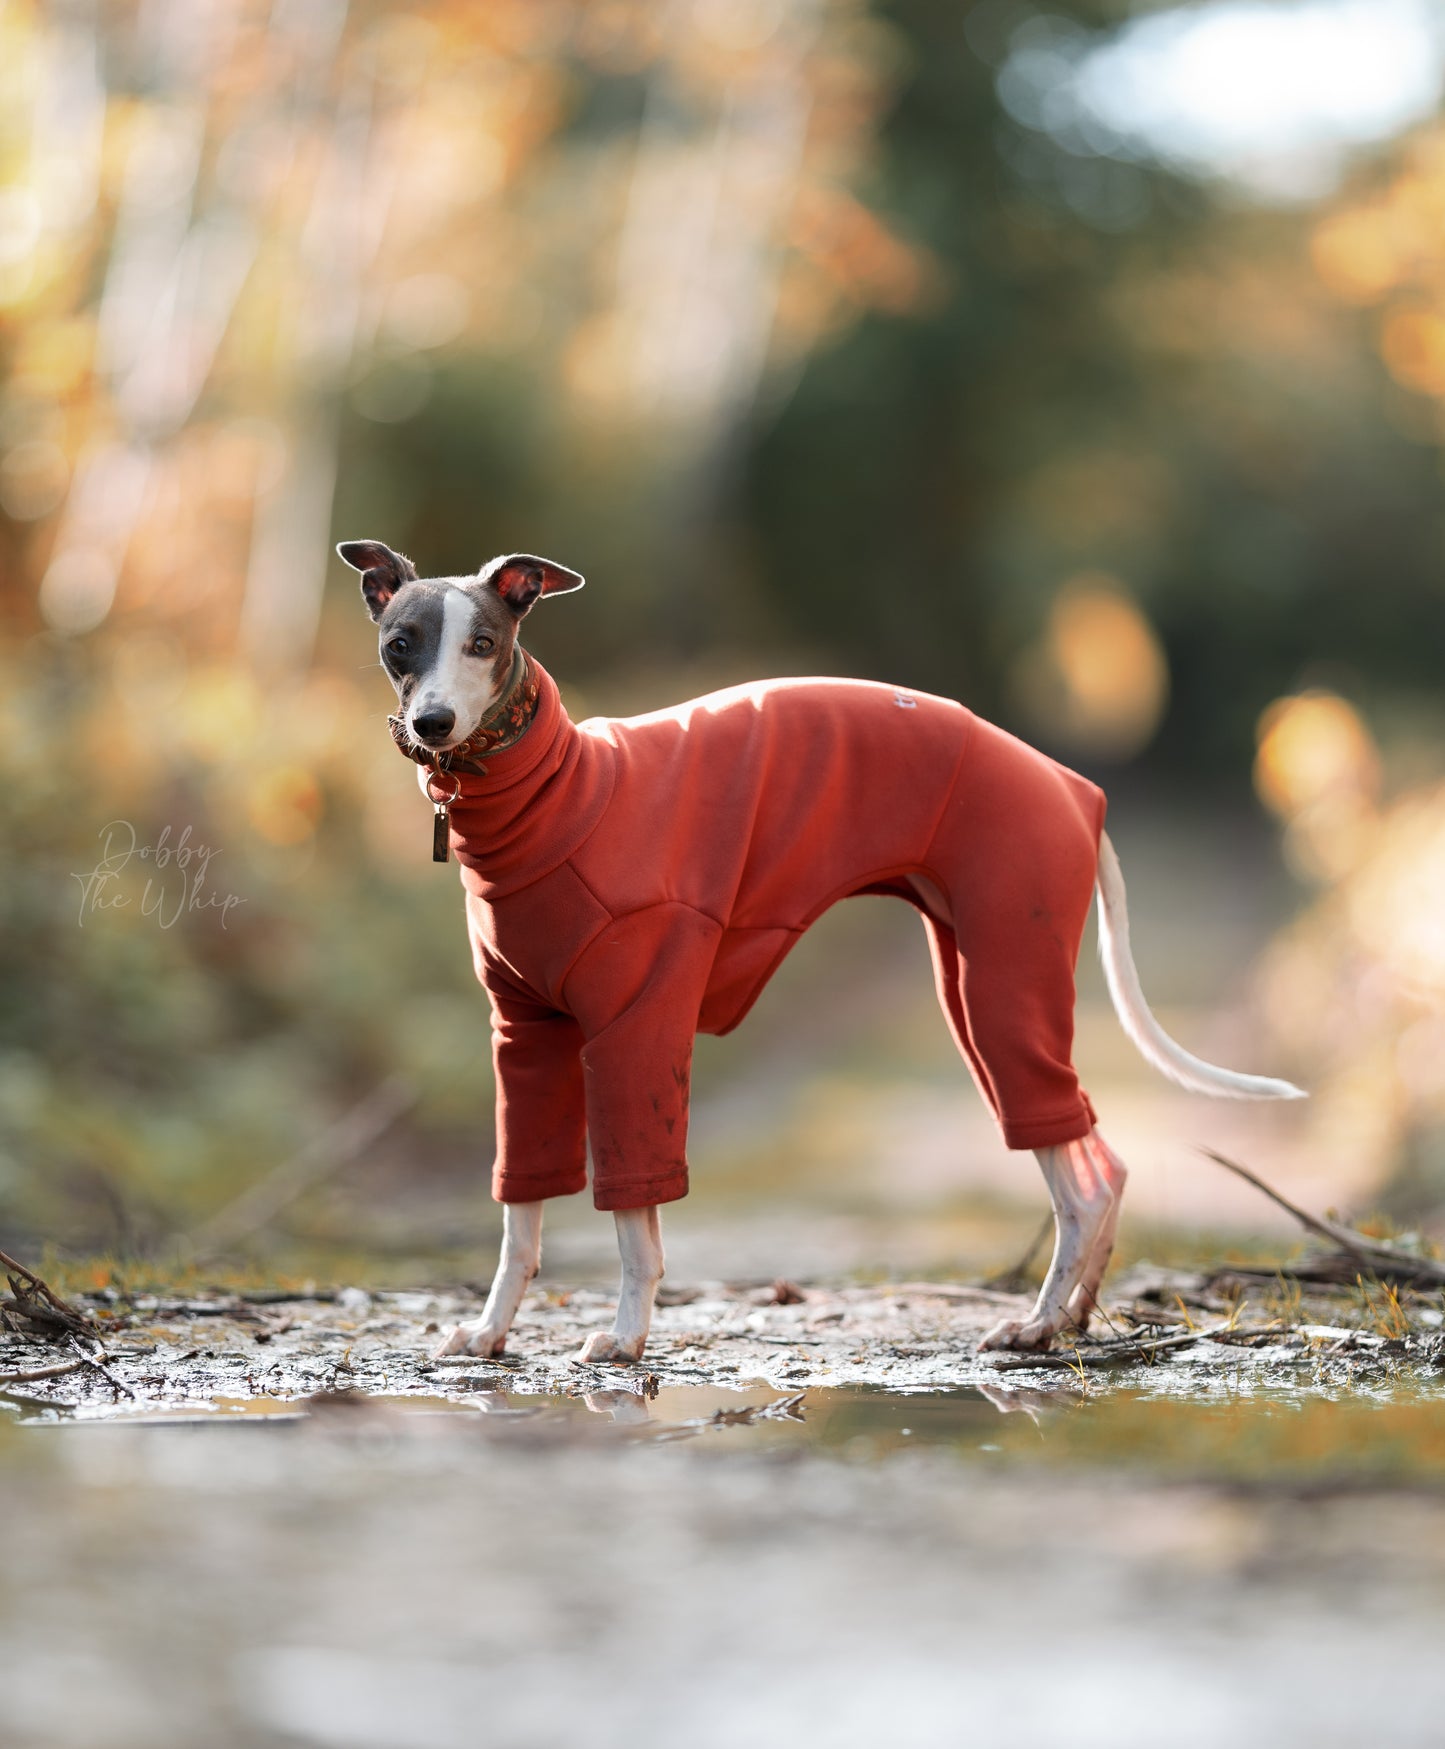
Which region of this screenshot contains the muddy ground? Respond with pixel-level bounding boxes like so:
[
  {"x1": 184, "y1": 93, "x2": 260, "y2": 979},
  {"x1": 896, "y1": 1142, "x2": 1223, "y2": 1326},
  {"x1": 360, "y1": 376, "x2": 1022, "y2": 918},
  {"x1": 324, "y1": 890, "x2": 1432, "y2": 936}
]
[
  {"x1": 4, "y1": 1265, "x2": 1445, "y2": 1749},
  {"x1": 3, "y1": 1262, "x2": 1444, "y2": 1411}
]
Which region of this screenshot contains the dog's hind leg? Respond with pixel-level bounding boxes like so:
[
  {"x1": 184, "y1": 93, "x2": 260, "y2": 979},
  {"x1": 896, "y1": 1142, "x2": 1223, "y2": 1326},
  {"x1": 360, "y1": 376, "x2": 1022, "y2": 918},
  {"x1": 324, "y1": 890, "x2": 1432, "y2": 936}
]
[
  {"x1": 1066, "y1": 1130, "x2": 1127, "y2": 1332},
  {"x1": 433, "y1": 1200, "x2": 543, "y2": 1358},
  {"x1": 577, "y1": 1205, "x2": 664, "y2": 1364},
  {"x1": 978, "y1": 1132, "x2": 1121, "y2": 1352}
]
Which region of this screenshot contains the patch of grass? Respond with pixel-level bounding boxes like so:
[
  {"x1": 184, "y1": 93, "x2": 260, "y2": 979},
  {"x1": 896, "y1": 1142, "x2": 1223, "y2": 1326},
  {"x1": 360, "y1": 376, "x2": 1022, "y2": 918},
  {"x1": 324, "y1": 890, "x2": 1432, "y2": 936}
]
[
  {"x1": 1352, "y1": 1274, "x2": 1412, "y2": 1340},
  {"x1": 1261, "y1": 1270, "x2": 1304, "y2": 1327}
]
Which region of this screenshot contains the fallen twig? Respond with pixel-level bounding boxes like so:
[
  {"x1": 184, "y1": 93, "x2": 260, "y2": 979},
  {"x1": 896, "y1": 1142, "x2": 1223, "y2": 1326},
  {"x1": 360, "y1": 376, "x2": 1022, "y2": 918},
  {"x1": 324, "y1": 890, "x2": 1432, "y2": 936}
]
[
  {"x1": 703, "y1": 1391, "x2": 808, "y2": 1427},
  {"x1": 0, "y1": 1247, "x2": 99, "y2": 1341},
  {"x1": 1199, "y1": 1149, "x2": 1445, "y2": 1288},
  {"x1": 235, "y1": 1288, "x2": 340, "y2": 1306},
  {"x1": 982, "y1": 1322, "x2": 1233, "y2": 1371},
  {"x1": 1198, "y1": 1149, "x2": 1383, "y2": 1257},
  {"x1": 1207, "y1": 1322, "x2": 1296, "y2": 1348},
  {"x1": 68, "y1": 1337, "x2": 137, "y2": 1399},
  {"x1": 97, "y1": 1290, "x2": 337, "y2": 1316},
  {"x1": 126, "y1": 1299, "x2": 265, "y2": 1320},
  {"x1": 0, "y1": 1357, "x2": 85, "y2": 1385}
]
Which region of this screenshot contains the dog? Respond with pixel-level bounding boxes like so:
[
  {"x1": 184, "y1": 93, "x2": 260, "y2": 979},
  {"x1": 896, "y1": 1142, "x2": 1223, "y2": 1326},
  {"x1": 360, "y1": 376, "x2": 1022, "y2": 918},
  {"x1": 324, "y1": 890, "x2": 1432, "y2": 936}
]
[{"x1": 340, "y1": 538, "x2": 1304, "y2": 1362}]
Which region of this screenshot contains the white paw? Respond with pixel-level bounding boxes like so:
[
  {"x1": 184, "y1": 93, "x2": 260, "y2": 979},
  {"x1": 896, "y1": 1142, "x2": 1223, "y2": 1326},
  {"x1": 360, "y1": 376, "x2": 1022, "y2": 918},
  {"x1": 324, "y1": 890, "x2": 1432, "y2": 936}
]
[
  {"x1": 432, "y1": 1321, "x2": 508, "y2": 1359},
  {"x1": 576, "y1": 1330, "x2": 645, "y2": 1364},
  {"x1": 979, "y1": 1316, "x2": 1061, "y2": 1353}
]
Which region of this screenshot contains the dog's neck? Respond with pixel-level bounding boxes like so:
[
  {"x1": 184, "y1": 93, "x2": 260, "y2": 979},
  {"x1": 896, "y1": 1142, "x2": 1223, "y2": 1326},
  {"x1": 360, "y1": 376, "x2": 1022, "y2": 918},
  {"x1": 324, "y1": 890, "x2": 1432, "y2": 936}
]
[{"x1": 387, "y1": 646, "x2": 543, "y2": 777}]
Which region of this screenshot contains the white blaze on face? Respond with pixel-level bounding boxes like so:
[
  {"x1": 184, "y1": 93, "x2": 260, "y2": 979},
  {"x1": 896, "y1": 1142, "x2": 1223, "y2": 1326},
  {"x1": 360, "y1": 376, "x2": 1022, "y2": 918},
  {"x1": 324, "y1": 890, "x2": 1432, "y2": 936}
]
[{"x1": 408, "y1": 586, "x2": 502, "y2": 746}]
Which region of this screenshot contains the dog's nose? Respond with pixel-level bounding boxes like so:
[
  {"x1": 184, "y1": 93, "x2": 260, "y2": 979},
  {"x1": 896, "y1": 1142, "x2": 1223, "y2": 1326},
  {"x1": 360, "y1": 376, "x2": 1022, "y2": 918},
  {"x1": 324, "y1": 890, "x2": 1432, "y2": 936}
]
[{"x1": 413, "y1": 707, "x2": 456, "y2": 742}]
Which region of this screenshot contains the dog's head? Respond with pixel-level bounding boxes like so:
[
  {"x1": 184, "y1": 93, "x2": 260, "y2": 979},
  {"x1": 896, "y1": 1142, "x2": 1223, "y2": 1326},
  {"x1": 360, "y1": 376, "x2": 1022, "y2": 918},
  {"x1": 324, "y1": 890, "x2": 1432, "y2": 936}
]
[{"x1": 338, "y1": 540, "x2": 584, "y2": 753}]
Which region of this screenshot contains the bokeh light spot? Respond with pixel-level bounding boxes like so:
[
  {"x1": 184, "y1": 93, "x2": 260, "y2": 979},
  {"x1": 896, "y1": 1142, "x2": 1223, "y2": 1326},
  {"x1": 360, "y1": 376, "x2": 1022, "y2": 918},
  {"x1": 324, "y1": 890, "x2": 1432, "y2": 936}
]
[
  {"x1": 1380, "y1": 306, "x2": 1445, "y2": 396},
  {"x1": 1013, "y1": 576, "x2": 1169, "y2": 759},
  {"x1": 1310, "y1": 208, "x2": 1400, "y2": 304},
  {"x1": 38, "y1": 546, "x2": 117, "y2": 635},
  {"x1": 1254, "y1": 690, "x2": 1380, "y2": 818}
]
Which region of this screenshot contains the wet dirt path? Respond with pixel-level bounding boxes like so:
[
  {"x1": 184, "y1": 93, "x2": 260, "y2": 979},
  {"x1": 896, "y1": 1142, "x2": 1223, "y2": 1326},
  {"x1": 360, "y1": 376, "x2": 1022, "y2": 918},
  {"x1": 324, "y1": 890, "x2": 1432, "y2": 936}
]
[{"x1": 3, "y1": 1270, "x2": 1443, "y2": 1416}]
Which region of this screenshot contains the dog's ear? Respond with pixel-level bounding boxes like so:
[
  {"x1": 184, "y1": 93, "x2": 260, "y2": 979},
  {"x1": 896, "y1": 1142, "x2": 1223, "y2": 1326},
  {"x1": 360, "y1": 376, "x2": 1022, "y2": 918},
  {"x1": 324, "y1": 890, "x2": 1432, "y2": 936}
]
[
  {"x1": 337, "y1": 539, "x2": 419, "y2": 621},
  {"x1": 479, "y1": 553, "x2": 585, "y2": 618}
]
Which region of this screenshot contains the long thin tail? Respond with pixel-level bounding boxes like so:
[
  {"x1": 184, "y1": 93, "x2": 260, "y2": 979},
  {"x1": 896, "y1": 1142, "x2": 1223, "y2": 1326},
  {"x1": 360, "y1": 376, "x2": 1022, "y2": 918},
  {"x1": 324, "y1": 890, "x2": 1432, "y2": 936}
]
[{"x1": 1095, "y1": 831, "x2": 1306, "y2": 1101}]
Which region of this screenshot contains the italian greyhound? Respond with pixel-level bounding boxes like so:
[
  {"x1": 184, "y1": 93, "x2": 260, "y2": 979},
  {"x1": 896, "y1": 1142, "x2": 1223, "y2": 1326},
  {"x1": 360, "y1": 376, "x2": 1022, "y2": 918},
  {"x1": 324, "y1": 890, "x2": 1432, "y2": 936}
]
[{"x1": 341, "y1": 538, "x2": 1303, "y2": 1363}]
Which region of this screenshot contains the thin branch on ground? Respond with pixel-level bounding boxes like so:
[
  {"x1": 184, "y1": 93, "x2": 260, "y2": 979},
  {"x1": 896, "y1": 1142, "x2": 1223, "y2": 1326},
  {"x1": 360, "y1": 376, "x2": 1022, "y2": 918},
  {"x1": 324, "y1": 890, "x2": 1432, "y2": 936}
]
[
  {"x1": 983, "y1": 1322, "x2": 1235, "y2": 1372},
  {"x1": 0, "y1": 1248, "x2": 99, "y2": 1341},
  {"x1": 0, "y1": 1357, "x2": 86, "y2": 1385},
  {"x1": 67, "y1": 1337, "x2": 136, "y2": 1399},
  {"x1": 1198, "y1": 1148, "x2": 1445, "y2": 1288}
]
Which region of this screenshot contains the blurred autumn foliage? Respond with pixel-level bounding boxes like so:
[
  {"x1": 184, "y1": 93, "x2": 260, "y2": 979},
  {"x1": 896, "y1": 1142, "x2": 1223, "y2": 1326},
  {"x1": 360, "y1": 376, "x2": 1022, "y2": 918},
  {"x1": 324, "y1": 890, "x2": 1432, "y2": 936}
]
[{"x1": 2, "y1": 0, "x2": 1445, "y2": 1252}]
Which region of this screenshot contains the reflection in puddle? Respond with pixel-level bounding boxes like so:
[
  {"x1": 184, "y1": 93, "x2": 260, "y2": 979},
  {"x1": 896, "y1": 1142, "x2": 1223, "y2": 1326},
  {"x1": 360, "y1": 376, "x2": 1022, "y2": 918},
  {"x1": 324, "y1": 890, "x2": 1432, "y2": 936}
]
[{"x1": 7, "y1": 1373, "x2": 1445, "y2": 1485}]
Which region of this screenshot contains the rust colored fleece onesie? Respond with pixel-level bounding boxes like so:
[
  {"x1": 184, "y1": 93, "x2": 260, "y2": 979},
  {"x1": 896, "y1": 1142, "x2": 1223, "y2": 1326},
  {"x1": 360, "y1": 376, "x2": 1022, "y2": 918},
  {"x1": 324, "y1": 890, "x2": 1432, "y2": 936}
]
[{"x1": 433, "y1": 660, "x2": 1107, "y2": 1211}]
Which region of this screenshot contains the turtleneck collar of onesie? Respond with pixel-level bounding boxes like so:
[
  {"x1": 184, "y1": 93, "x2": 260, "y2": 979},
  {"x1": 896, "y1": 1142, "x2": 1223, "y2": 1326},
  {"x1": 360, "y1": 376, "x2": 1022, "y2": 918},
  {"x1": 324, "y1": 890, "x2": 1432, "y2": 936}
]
[{"x1": 418, "y1": 656, "x2": 616, "y2": 900}]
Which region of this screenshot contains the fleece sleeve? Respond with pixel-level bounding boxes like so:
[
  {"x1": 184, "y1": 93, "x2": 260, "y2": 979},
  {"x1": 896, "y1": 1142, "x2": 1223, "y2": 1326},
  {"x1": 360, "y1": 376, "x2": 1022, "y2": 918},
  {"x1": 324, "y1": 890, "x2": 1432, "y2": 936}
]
[
  {"x1": 487, "y1": 986, "x2": 589, "y2": 1204},
  {"x1": 562, "y1": 903, "x2": 722, "y2": 1211}
]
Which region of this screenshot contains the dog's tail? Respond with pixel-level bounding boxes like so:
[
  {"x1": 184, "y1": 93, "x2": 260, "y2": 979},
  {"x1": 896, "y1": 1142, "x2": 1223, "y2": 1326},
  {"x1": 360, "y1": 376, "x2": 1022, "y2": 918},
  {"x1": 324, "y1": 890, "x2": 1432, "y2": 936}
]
[{"x1": 1095, "y1": 831, "x2": 1306, "y2": 1102}]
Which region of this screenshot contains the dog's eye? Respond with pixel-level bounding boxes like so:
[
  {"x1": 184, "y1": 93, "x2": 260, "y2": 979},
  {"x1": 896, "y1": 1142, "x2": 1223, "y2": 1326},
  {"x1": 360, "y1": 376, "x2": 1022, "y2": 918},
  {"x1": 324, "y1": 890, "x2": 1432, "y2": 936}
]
[
  {"x1": 472, "y1": 635, "x2": 495, "y2": 656},
  {"x1": 386, "y1": 637, "x2": 409, "y2": 658}
]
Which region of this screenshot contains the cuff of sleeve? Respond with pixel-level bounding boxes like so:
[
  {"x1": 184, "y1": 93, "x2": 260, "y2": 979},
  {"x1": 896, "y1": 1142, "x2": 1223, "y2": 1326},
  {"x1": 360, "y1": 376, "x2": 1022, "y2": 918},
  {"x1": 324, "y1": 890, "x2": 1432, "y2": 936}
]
[
  {"x1": 592, "y1": 1170, "x2": 689, "y2": 1212},
  {"x1": 999, "y1": 1099, "x2": 1096, "y2": 1151},
  {"x1": 492, "y1": 1166, "x2": 588, "y2": 1203}
]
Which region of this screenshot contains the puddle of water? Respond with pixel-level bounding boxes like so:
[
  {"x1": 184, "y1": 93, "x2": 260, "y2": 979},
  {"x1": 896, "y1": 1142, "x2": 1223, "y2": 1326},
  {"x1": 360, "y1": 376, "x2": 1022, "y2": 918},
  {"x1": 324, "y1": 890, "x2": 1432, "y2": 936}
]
[
  {"x1": 784, "y1": 1383, "x2": 1445, "y2": 1488},
  {"x1": 8, "y1": 1376, "x2": 1445, "y2": 1487},
  {"x1": 0, "y1": 1391, "x2": 487, "y2": 1427},
  {"x1": 634, "y1": 1381, "x2": 1445, "y2": 1488}
]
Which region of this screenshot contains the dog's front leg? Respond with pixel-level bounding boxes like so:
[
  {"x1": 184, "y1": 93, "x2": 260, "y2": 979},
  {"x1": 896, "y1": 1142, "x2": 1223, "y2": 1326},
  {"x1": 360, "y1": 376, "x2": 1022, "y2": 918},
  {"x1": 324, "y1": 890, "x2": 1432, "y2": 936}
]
[
  {"x1": 576, "y1": 1206, "x2": 663, "y2": 1364},
  {"x1": 433, "y1": 1200, "x2": 543, "y2": 1358}
]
